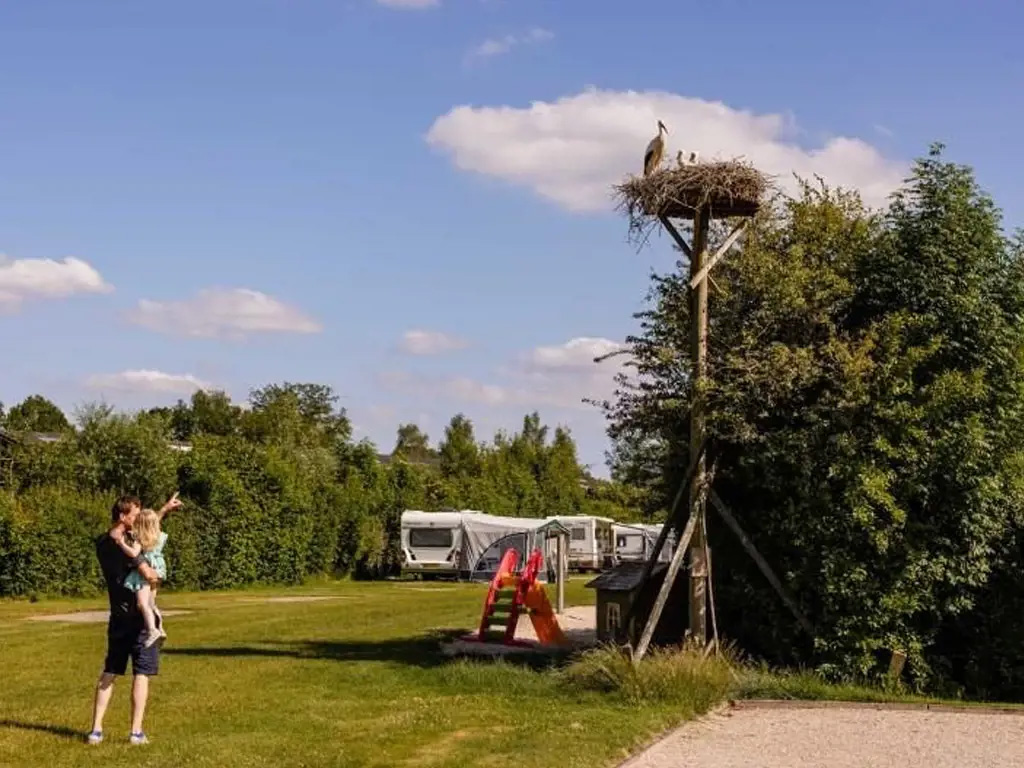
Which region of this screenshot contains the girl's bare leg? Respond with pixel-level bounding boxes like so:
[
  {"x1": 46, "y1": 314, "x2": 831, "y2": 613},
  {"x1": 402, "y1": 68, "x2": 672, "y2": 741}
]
[
  {"x1": 149, "y1": 587, "x2": 166, "y2": 637},
  {"x1": 137, "y1": 583, "x2": 157, "y2": 635}
]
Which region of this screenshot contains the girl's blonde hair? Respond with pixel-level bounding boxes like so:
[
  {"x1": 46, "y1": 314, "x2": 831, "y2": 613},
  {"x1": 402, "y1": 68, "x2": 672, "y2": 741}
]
[{"x1": 135, "y1": 509, "x2": 161, "y2": 552}]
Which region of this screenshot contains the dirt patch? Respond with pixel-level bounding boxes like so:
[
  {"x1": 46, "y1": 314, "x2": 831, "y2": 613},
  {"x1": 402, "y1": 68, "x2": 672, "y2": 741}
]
[
  {"x1": 620, "y1": 704, "x2": 1024, "y2": 768},
  {"x1": 27, "y1": 610, "x2": 193, "y2": 624},
  {"x1": 402, "y1": 729, "x2": 470, "y2": 766}
]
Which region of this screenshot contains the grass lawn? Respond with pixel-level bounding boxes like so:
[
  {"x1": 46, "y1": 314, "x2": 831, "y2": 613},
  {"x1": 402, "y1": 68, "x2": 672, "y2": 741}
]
[{"x1": 0, "y1": 578, "x2": 697, "y2": 768}]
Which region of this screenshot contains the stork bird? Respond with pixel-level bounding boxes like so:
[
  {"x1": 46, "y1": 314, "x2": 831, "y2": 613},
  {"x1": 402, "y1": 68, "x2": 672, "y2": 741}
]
[
  {"x1": 676, "y1": 150, "x2": 700, "y2": 167},
  {"x1": 643, "y1": 120, "x2": 668, "y2": 176}
]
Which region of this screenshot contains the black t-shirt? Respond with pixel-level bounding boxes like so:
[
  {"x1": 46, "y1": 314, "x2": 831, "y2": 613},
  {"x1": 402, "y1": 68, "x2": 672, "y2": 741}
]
[{"x1": 96, "y1": 532, "x2": 144, "y2": 638}]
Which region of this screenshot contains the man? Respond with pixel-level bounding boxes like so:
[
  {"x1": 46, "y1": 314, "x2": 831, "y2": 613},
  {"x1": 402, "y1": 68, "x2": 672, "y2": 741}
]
[{"x1": 88, "y1": 492, "x2": 182, "y2": 746}]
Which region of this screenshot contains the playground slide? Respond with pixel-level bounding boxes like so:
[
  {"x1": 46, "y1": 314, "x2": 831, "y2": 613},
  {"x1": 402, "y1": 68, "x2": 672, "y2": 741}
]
[{"x1": 523, "y1": 582, "x2": 568, "y2": 646}]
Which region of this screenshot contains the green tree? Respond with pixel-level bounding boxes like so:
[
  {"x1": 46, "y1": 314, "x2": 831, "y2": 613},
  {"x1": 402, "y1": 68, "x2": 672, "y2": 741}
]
[
  {"x1": 5, "y1": 395, "x2": 71, "y2": 433},
  {"x1": 608, "y1": 146, "x2": 1024, "y2": 691},
  {"x1": 392, "y1": 423, "x2": 435, "y2": 464},
  {"x1": 539, "y1": 426, "x2": 585, "y2": 516},
  {"x1": 244, "y1": 382, "x2": 350, "y2": 448},
  {"x1": 439, "y1": 414, "x2": 479, "y2": 474},
  {"x1": 160, "y1": 390, "x2": 242, "y2": 440},
  {"x1": 249, "y1": 382, "x2": 350, "y2": 442}
]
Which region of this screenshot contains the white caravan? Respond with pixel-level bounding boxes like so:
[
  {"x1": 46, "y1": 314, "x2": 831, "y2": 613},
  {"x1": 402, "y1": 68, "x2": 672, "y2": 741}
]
[
  {"x1": 613, "y1": 523, "x2": 675, "y2": 563},
  {"x1": 548, "y1": 515, "x2": 615, "y2": 571},
  {"x1": 400, "y1": 511, "x2": 566, "y2": 580},
  {"x1": 400, "y1": 510, "x2": 467, "y2": 579}
]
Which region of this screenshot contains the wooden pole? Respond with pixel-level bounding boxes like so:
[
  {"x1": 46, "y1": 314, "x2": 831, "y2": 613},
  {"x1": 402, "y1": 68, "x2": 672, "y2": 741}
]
[{"x1": 688, "y1": 206, "x2": 711, "y2": 647}]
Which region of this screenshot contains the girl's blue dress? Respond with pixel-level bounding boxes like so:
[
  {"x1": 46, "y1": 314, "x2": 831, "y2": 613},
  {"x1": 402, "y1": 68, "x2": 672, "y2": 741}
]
[{"x1": 124, "y1": 532, "x2": 168, "y2": 592}]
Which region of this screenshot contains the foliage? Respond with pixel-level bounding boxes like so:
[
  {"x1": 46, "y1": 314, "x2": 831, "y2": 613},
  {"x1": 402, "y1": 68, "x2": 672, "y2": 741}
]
[
  {"x1": 3, "y1": 395, "x2": 71, "y2": 434},
  {"x1": 606, "y1": 145, "x2": 1024, "y2": 699},
  {"x1": 0, "y1": 487, "x2": 109, "y2": 597},
  {"x1": 1, "y1": 388, "x2": 639, "y2": 597}
]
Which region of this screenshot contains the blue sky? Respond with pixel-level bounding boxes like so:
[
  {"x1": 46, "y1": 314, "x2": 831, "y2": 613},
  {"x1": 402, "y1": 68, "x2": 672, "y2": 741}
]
[{"x1": 2, "y1": 0, "x2": 1022, "y2": 473}]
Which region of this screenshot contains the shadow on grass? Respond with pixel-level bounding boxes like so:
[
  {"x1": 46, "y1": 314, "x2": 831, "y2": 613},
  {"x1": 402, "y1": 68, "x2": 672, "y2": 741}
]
[
  {"x1": 0, "y1": 719, "x2": 81, "y2": 741},
  {"x1": 165, "y1": 629, "x2": 571, "y2": 671},
  {"x1": 165, "y1": 630, "x2": 462, "y2": 669}
]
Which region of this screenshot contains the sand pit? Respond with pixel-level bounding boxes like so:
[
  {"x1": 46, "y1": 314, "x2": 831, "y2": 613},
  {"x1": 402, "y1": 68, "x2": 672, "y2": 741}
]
[
  {"x1": 441, "y1": 604, "x2": 597, "y2": 659},
  {"x1": 515, "y1": 605, "x2": 596, "y2": 645},
  {"x1": 27, "y1": 609, "x2": 193, "y2": 624}
]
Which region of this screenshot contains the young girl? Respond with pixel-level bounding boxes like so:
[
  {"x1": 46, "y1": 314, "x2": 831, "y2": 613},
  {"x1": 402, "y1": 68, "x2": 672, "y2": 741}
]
[{"x1": 116, "y1": 504, "x2": 172, "y2": 648}]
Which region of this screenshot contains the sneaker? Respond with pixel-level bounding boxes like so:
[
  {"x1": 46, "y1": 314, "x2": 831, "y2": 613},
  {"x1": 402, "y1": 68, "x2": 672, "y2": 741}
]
[
  {"x1": 129, "y1": 732, "x2": 149, "y2": 746},
  {"x1": 86, "y1": 730, "x2": 103, "y2": 745},
  {"x1": 143, "y1": 630, "x2": 161, "y2": 649}
]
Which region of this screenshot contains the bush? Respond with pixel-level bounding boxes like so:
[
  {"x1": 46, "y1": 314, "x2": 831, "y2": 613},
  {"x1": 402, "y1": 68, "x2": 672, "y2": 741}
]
[
  {"x1": 563, "y1": 645, "x2": 734, "y2": 711},
  {"x1": 0, "y1": 488, "x2": 109, "y2": 596},
  {"x1": 0, "y1": 386, "x2": 641, "y2": 598}
]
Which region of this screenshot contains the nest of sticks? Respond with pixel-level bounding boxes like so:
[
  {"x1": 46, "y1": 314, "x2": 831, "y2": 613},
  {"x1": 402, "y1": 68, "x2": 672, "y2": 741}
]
[{"x1": 615, "y1": 160, "x2": 770, "y2": 243}]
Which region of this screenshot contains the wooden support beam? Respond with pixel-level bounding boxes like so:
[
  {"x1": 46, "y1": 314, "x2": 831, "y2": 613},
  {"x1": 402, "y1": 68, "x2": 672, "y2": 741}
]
[
  {"x1": 623, "y1": 439, "x2": 708, "y2": 635},
  {"x1": 658, "y1": 215, "x2": 693, "y2": 260},
  {"x1": 689, "y1": 220, "x2": 748, "y2": 290},
  {"x1": 632, "y1": 503, "x2": 701, "y2": 663},
  {"x1": 708, "y1": 490, "x2": 815, "y2": 637}
]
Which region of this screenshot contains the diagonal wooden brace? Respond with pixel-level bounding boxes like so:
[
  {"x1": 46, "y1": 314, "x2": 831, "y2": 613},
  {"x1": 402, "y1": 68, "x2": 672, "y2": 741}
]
[
  {"x1": 708, "y1": 490, "x2": 815, "y2": 638},
  {"x1": 658, "y1": 215, "x2": 692, "y2": 260},
  {"x1": 689, "y1": 220, "x2": 748, "y2": 289}
]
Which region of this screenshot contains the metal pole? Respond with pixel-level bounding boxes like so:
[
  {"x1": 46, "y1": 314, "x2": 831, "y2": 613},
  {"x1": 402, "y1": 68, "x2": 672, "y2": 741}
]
[
  {"x1": 556, "y1": 533, "x2": 565, "y2": 615},
  {"x1": 688, "y1": 206, "x2": 711, "y2": 646}
]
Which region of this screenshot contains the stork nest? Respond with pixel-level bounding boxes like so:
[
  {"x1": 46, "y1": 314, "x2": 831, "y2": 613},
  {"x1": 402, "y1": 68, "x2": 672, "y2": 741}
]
[{"x1": 615, "y1": 160, "x2": 770, "y2": 242}]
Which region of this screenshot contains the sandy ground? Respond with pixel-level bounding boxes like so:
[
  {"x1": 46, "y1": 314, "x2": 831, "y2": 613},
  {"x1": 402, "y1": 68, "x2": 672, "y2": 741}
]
[
  {"x1": 621, "y1": 703, "x2": 1024, "y2": 768},
  {"x1": 440, "y1": 604, "x2": 597, "y2": 658},
  {"x1": 515, "y1": 604, "x2": 596, "y2": 645}
]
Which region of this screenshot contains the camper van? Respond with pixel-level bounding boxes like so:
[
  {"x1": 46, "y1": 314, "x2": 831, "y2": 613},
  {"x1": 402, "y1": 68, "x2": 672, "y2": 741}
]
[
  {"x1": 400, "y1": 510, "x2": 567, "y2": 581},
  {"x1": 400, "y1": 510, "x2": 466, "y2": 579},
  {"x1": 612, "y1": 523, "x2": 653, "y2": 563},
  {"x1": 613, "y1": 523, "x2": 675, "y2": 564},
  {"x1": 549, "y1": 515, "x2": 615, "y2": 572}
]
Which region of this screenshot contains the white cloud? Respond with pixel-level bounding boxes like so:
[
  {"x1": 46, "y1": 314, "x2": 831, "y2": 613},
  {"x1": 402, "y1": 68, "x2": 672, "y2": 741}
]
[
  {"x1": 127, "y1": 288, "x2": 322, "y2": 340},
  {"x1": 375, "y1": 0, "x2": 438, "y2": 8},
  {"x1": 86, "y1": 369, "x2": 212, "y2": 394},
  {"x1": 0, "y1": 255, "x2": 112, "y2": 312},
  {"x1": 381, "y1": 336, "x2": 626, "y2": 411},
  {"x1": 399, "y1": 329, "x2": 469, "y2": 356},
  {"x1": 426, "y1": 87, "x2": 906, "y2": 212},
  {"x1": 468, "y1": 27, "x2": 554, "y2": 61},
  {"x1": 525, "y1": 336, "x2": 625, "y2": 374}
]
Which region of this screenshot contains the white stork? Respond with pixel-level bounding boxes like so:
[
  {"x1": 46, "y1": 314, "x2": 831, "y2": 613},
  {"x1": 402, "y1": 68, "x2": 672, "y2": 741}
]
[{"x1": 643, "y1": 120, "x2": 668, "y2": 176}]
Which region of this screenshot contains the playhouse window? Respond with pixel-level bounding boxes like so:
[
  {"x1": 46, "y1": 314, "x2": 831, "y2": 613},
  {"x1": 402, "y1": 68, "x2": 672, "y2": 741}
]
[{"x1": 606, "y1": 603, "x2": 621, "y2": 633}]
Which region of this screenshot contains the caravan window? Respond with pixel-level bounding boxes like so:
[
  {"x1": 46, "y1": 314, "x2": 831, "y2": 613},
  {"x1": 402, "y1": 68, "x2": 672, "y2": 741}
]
[
  {"x1": 570, "y1": 526, "x2": 587, "y2": 541},
  {"x1": 409, "y1": 528, "x2": 453, "y2": 548}
]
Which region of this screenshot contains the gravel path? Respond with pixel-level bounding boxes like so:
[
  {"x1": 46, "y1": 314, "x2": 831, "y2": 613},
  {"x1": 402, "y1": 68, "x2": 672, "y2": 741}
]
[{"x1": 622, "y1": 704, "x2": 1024, "y2": 768}]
